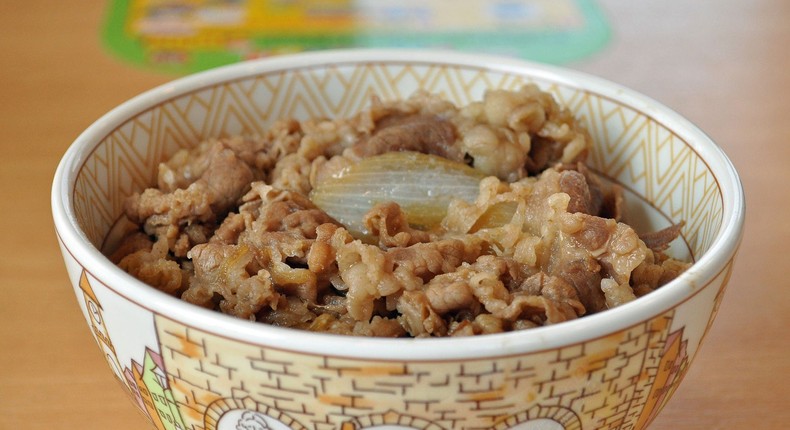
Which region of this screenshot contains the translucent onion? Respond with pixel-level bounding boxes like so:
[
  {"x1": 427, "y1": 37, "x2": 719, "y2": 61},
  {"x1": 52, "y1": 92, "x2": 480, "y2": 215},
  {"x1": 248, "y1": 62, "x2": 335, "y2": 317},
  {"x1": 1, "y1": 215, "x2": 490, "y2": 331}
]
[
  {"x1": 469, "y1": 201, "x2": 520, "y2": 233},
  {"x1": 310, "y1": 151, "x2": 485, "y2": 235}
]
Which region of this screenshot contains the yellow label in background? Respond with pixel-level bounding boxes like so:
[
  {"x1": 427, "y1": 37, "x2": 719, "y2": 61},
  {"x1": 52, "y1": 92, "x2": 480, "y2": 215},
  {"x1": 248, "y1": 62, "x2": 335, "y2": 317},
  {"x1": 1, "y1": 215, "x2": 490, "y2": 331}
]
[{"x1": 104, "y1": 0, "x2": 610, "y2": 74}]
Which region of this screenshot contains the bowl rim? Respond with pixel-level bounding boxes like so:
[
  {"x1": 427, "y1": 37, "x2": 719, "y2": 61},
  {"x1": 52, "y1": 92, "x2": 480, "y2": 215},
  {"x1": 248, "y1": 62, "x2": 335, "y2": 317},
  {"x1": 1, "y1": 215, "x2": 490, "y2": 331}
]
[{"x1": 52, "y1": 48, "x2": 745, "y2": 361}]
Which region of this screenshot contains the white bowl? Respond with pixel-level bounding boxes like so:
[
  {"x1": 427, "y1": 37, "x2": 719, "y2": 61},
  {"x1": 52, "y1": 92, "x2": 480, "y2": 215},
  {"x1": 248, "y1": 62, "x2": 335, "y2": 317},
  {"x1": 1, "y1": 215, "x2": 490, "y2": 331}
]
[{"x1": 53, "y1": 49, "x2": 744, "y2": 430}]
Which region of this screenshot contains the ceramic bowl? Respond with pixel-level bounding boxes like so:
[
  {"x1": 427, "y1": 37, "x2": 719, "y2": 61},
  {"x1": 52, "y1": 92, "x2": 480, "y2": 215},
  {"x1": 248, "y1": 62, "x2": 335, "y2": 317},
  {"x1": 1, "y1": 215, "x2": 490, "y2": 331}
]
[{"x1": 52, "y1": 49, "x2": 744, "y2": 430}]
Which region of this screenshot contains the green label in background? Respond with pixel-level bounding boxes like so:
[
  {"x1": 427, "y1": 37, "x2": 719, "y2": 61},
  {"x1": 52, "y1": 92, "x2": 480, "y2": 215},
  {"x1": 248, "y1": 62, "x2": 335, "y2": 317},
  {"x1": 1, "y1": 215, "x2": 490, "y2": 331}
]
[{"x1": 103, "y1": 0, "x2": 611, "y2": 75}]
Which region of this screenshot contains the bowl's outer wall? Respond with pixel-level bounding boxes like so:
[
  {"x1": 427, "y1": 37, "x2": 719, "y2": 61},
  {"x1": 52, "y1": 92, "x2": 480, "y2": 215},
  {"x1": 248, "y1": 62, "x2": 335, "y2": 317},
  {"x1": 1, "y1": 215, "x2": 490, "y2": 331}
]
[
  {"x1": 54, "y1": 51, "x2": 740, "y2": 430},
  {"x1": 60, "y1": 249, "x2": 732, "y2": 430}
]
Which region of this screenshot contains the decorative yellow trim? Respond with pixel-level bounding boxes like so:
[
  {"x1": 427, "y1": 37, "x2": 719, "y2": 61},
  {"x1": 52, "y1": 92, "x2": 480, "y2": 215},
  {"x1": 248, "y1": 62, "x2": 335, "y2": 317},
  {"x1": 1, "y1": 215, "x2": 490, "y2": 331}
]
[{"x1": 79, "y1": 270, "x2": 100, "y2": 306}]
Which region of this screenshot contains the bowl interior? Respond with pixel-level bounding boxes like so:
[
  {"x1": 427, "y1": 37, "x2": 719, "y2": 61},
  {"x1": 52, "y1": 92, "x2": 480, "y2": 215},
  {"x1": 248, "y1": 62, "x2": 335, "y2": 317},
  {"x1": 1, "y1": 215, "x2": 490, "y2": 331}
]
[{"x1": 72, "y1": 56, "x2": 722, "y2": 267}]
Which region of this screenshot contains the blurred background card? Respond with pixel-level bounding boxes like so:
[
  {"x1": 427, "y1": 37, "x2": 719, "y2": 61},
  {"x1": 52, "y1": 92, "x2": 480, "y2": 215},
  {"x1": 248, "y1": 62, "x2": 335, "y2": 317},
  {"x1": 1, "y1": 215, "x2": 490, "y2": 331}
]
[{"x1": 104, "y1": 0, "x2": 610, "y2": 74}]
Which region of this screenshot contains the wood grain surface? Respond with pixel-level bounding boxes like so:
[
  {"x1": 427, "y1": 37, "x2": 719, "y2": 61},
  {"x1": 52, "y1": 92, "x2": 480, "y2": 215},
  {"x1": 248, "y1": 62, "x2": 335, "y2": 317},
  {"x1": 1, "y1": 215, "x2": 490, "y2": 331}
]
[{"x1": 1, "y1": 1, "x2": 788, "y2": 429}]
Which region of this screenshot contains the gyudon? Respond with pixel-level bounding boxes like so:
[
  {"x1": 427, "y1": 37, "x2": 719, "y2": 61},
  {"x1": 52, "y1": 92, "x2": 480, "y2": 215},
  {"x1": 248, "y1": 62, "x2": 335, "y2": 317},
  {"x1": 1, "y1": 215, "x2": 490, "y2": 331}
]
[{"x1": 108, "y1": 85, "x2": 689, "y2": 337}]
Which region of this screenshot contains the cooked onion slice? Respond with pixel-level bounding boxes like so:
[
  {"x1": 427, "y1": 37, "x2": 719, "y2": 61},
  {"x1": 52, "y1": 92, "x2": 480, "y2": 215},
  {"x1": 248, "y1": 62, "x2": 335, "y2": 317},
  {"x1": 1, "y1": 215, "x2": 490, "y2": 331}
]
[
  {"x1": 469, "y1": 201, "x2": 520, "y2": 233},
  {"x1": 310, "y1": 151, "x2": 485, "y2": 235}
]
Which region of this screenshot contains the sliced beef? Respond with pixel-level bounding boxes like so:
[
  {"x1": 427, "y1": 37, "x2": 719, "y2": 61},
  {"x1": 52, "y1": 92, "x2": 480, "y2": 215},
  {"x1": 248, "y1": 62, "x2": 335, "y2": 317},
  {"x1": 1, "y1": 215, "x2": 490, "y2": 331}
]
[
  {"x1": 112, "y1": 86, "x2": 689, "y2": 338},
  {"x1": 349, "y1": 114, "x2": 463, "y2": 161},
  {"x1": 639, "y1": 222, "x2": 685, "y2": 252}
]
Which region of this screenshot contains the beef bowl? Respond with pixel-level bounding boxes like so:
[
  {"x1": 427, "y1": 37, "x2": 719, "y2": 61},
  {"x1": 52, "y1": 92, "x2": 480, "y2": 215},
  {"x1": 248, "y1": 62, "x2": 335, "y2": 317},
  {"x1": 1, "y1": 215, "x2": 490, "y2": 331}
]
[{"x1": 52, "y1": 49, "x2": 744, "y2": 430}]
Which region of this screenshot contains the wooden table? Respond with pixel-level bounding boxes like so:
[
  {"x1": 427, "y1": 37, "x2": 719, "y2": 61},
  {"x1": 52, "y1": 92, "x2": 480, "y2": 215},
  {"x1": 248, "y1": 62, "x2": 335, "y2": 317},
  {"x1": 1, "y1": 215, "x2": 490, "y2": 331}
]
[{"x1": 1, "y1": 1, "x2": 787, "y2": 428}]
